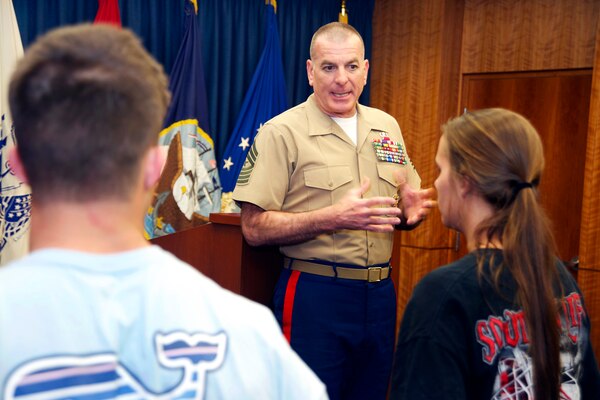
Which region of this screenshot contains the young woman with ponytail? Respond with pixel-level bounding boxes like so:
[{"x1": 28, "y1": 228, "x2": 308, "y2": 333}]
[{"x1": 390, "y1": 108, "x2": 600, "y2": 399}]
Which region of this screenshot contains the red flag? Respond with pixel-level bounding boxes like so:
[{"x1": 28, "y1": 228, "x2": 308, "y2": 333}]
[{"x1": 94, "y1": 0, "x2": 121, "y2": 26}]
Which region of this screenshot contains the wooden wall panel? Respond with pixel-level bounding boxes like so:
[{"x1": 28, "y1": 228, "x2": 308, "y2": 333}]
[
  {"x1": 579, "y1": 20, "x2": 600, "y2": 362},
  {"x1": 372, "y1": 0, "x2": 600, "y2": 355},
  {"x1": 461, "y1": 71, "x2": 592, "y2": 263},
  {"x1": 371, "y1": 0, "x2": 465, "y2": 323},
  {"x1": 462, "y1": 0, "x2": 599, "y2": 73}
]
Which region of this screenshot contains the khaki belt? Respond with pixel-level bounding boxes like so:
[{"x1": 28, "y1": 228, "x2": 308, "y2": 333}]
[{"x1": 284, "y1": 258, "x2": 390, "y2": 283}]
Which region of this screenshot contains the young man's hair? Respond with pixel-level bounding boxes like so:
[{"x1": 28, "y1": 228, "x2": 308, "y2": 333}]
[
  {"x1": 9, "y1": 24, "x2": 170, "y2": 203},
  {"x1": 309, "y1": 22, "x2": 365, "y2": 60}
]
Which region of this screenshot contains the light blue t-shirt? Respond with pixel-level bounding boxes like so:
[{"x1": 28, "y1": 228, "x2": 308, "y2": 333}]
[{"x1": 0, "y1": 246, "x2": 327, "y2": 399}]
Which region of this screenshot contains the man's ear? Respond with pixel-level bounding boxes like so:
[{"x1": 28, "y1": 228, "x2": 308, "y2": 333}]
[
  {"x1": 8, "y1": 146, "x2": 29, "y2": 184},
  {"x1": 306, "y1": 59, "x2": 314, "y2": 87},
  {"x1": 143, "y1": 146, "x2": 166, "y2": 190}
]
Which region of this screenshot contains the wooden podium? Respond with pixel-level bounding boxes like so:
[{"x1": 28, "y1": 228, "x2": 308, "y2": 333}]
[{"x1": 150, "y1": 213, "x2": 282, "y2": 306}]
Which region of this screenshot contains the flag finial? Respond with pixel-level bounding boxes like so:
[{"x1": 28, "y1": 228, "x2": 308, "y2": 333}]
[
  {"x1": 339, "y1": 1, "x2": 348, "y2": 24},
  {"x1": 190, "y1": 0, "x2": 198, "y2": 15},
  {"x1": 265, "y1": 0, "x2": 277, "y2": 14}
]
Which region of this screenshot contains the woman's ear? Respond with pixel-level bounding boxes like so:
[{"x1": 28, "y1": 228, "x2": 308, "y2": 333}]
[
  {"x1": 143, "y1": 146, "x2": 166, "y2": 190},
  {"x1": 8, "y1": 146, "x2": 29, "y2": 184},
  {"x1": 457, "y1": 174, "x2": 476, "y2": 199}
]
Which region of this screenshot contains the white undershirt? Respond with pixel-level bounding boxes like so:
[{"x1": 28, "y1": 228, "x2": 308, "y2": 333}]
[{"x1": 331, "y1": 114, "x2": 358, "y2": 146}]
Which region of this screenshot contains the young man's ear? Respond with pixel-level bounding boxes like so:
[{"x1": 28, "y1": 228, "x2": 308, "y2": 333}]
[
  {"x1": 143, "y1": 146, "x2": 166, "y2": 190},
  {"x1": 8, "y1": 147, "x2": 29, "y2": 184}
]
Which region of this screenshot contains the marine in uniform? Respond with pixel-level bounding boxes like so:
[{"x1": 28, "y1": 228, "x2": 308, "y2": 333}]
[{"x1": 233, "y1": 22, "x2": 434, "y2": 400}]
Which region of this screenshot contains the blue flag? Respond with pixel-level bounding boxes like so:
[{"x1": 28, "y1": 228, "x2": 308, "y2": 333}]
[
  {"x1": 145, "y1": 0, "x2": 221, "y2": 239},
  {"x1": 219, "y1": 1, "x2": 287, "y2": 212}
]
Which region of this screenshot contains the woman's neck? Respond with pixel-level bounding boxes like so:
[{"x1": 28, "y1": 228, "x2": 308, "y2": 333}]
[{"x1": 461, "y1": 194, "x2": 503, "y2": 251}]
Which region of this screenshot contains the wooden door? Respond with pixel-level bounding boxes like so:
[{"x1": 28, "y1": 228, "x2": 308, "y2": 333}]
[{"x1": 459, "y1": 70, "x2": 592, "y2": 265}]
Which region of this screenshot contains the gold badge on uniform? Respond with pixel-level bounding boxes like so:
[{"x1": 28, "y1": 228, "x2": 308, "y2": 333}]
[{"x1": 371, "y1": 131, "x2": 407, "y2": 165}]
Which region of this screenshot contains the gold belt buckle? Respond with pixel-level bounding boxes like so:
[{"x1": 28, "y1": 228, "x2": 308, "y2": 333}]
[{"x1": 367, "y1": 267, "x2": 382, "y2": 282}]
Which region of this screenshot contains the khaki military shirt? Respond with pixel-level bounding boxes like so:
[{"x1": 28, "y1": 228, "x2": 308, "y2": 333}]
[{"x1": 233, "y1": 94, "x2": 420, "y2": 266}]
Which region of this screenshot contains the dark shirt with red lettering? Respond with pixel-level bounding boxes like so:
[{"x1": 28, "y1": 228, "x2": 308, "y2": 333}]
[{"x1": 390, "y1": 249, "x2": 600, "y2": 400}]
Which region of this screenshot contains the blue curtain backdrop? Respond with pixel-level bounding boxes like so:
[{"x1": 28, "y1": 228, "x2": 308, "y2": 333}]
[{"x1": 12, "y1": 0, "x2": 375, "y2": 160}]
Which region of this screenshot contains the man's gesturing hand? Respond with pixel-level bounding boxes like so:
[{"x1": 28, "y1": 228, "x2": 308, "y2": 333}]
[{"x1": 330, "y1": 177, "x2": 402, "y2": 232}]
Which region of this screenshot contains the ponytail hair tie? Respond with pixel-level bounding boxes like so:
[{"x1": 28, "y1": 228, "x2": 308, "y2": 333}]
[{"x1": 511, "y1": 181, "x2": 534, "y2": 198}]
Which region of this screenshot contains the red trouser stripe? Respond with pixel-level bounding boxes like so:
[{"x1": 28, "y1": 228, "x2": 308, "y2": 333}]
[{"x1": 282, "y1": 270, "x2": 301, "y2": 343}]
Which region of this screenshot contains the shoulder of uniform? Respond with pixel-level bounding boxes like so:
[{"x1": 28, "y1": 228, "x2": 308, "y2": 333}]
[
  {"x1": 358, "y1": 103, "x2": 397, "y2": 127},
  {"x1": 261, "y1": 101, "x2": 309, "y2": 132},
  {"x1": 358, "y1": 103, "x2": 394, "y2": 118}
]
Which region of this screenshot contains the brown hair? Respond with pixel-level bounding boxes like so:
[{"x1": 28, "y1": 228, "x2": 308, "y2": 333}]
[
  {"x1": 443, "y1": 108, "x2": 561, "y2": 399},
  {"x1": 9, "y1": 24, "x2": 170, "y2": 203},
  {"x1": 309, "y1": 22, "x2": 364, "y2": 59}
]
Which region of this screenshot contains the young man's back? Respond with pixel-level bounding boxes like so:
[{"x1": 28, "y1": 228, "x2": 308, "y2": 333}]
[{"x1": 0, "y1": 246, "x2": 325, "y2": 399}]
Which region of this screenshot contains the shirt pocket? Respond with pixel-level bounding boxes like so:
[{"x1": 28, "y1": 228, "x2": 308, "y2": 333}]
[
  {"x1": 303, "y1": 165, "x2": 353, "y2": 210},
  {"x1": 376, "y1": 162, "x2": 399, "y2": 197}
]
